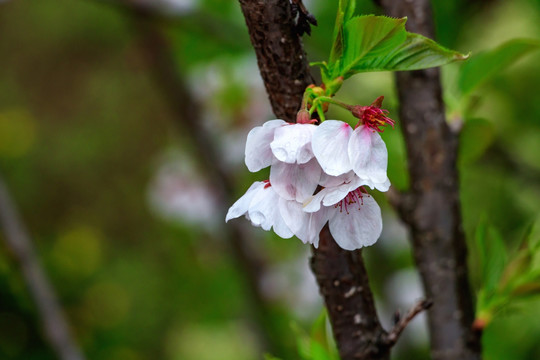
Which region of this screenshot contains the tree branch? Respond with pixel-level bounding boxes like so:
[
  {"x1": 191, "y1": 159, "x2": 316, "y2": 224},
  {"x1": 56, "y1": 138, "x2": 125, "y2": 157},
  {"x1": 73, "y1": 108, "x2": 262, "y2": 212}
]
[
  {"x1": 0, "y1": 175, "x2": 85, "y2": 360},
  {"x1": 311, "y1": 226, "x2": 390, "y2": 360},
  {"x1": 238, "y1": 0, "x2": 314, "y2": 121},
  {"x1": 378, "y1": 1, "x2": 482, "y2": 359},
  {"x1": 238, "y1": 1, "x2": 391, "y2": 359}
]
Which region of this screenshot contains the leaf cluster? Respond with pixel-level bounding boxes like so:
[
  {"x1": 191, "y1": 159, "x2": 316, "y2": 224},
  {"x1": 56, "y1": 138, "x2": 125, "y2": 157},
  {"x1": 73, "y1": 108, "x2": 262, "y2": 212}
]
[
  {"x1": 447, "y1": 39, "x2": 540, "y2": 165},
  {"x1": 312, "y1": 0, "x2": 468, "y2": 87},
  {"x1": 474, "y1": 221, "x2": 540, "y2": 328}
]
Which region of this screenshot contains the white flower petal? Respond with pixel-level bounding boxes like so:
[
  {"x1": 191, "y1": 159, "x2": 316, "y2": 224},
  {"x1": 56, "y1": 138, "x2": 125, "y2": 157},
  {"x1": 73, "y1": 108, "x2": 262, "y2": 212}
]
[
  {"x1": 226, "y1": 181, "x2": 295, "y2": 238},
  {"x1": 244, "y1": 185, "x2": 293, "y2": 238},
  {"x1": 225, "y1": 182, "x2": 265, "y2": 222},
  {"x1": 297, "y1": 142, "x2": 315, "y2": 165},
  {"x1": 363, "y1": 176, "x2": 391, "y2": 192},
  {"x1": 328, "y1": 194, "x2": 382, "y2": 250},
  {"x1": 303, "y1": 175, "x2": 359, "y2": 212},
  {"x1": 307, "y1": 209, "x2": 330, "y2": 248},
  {"x1": 272, "y1": 205, "x2": 294, "y2": 239},
  {"x1": 321, "y1": 187, "x2": 354, "y2": 207},
  {"x1": 270, "y1": 124, "x2": 316, "y2": 164},
  {"x1": 245, "y1": 119, "x2": 286, "y2": 172},
  {"x1": 320, "y1": 172, "x2": 389, "y2": 194},
  {"x1": 348, "y1": 126, "x2": 388, "y2": 184},
  {"x1": 321, "y1": 176, "x2": 364, "y2": 207},
  {"x1": 269, "y1": 158, "x2": 321, "y2": 202},
  {"x1": 279, "y1": 198, "x2": 306, "y2": 236},
  {"x1": 280, "y1": 199, "x2": 329, "y2": 245},
  {"x1": 302, "y1": 190, "x2": 326, "y2": 213},
  {"x1": 312, "y1": 120, "x2": 353, "y2": 176},
  {"x1": 248, "y1": 184, "x2": 277, "y2": 230},
  {"x1": 319, "y1": 171, "x2": 355, "y2": 188}
]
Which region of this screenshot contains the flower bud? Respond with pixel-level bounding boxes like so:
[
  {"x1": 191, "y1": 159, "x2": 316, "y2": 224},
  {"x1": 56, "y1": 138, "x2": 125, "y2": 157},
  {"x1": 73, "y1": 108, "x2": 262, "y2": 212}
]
[
  {"x1": 296, "y1": 109, "x2": 311, "y2": 124},
  {"x1": 296, "y1": 109, "x2": 317, "y2": 124}
]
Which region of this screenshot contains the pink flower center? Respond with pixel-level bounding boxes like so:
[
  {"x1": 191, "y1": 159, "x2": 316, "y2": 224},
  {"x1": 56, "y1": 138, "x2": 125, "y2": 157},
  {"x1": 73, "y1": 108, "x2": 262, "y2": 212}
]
[
  {"x1": 334, "y1": 187, "x2": 367, "y2": 214},
  {"x1": 353, "y1": 105, "x2": 395, "y2": 133},
  {"x1": 263, "y1": 179, "x2": 272, "y2": 189}
]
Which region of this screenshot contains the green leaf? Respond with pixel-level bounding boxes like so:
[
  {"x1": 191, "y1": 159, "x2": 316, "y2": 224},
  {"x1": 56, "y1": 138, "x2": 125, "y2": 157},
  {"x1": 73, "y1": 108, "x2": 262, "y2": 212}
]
[
  {"x1": 288, "y1": 313, "x2": 338, "y2": 360},
  {"x1": 329, "y1": 0, "x2": 356, "y2": 65},
  {"x1": 458, "y1": 38, "x2": 540, "y2": 95},
  {"x1": 458, "y1": 118, "x2": 495, "y2": 165},
  {"x1": 510, "y1": 282, "x2": 540, "y2": 297},
  {"x1": 475, "y1": 223, "x2": 508, "y2": 293},
  {"x1": 380, "y1": 33, "x2": 468, "y2": 71},
  {"x1": 309, "y1": 310, "x2": 338, "y2": 360},
  {"x1": 310, "y1": 310, "x2": 328, "y2": 345},
  {"x1": 310, "y1": 61, "x2": 330, "y2": 84},
  {"x1": 290, "y1": 322, "x2": 313, "y2": 360},
  {"x1": 328, "y1": 15, "x2": 467, "y2": 79},
  {"x1": 310, "y1": 342, "x2": 333, "y2": 360},
  {"x1": 500, "y1": 250, "x2": 532, "y2": 292}
]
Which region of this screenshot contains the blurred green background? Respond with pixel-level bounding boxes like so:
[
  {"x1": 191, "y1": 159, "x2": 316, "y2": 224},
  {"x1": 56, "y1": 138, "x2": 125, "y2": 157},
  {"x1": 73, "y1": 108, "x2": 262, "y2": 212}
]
[{"x1": 0, "y1": 0, "x2": 539, "y2": 359}]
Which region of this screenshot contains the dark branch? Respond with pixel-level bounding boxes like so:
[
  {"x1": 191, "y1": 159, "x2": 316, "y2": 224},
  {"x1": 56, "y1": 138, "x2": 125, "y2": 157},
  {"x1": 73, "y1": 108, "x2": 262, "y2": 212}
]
[
  {"x1": 0, "y1": 175, "x2": 85, "y2": 360},
  {"x1": 238, "y1": 0, "x2": 314, "y2": 122},
  {"x1": 378, "y1": 1, "x2": 482, "y2": 359},
  {"x1": 311, "y1": 227, "x2": 390, "y2": 360}
]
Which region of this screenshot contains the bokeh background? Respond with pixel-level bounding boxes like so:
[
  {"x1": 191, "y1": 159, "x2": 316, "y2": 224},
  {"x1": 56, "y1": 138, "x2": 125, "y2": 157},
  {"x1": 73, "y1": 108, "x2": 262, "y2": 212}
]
[{"x1": 0, "y1": 0, "x2": 539, "y2": 359}]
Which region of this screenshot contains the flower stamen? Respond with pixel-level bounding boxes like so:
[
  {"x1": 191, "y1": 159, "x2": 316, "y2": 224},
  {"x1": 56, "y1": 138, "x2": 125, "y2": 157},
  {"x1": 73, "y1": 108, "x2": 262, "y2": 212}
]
[
  {"x1": 351, "y1": 96, "x2": 395, "y2": 132},
  {"x1": 334, "y1": 187, "x2": 367, "y2": 214}
]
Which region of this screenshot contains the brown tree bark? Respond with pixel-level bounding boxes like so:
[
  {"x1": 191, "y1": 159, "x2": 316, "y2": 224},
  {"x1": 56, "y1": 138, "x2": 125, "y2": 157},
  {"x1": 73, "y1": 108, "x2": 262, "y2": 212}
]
[
  {"x1": 238, "y1": 1, "x2": 393, "y2": 359},
  {"x1": 311, "y1": 226, "x2": 390, "y2": 360},
  {"x1": 238, "y1": 0, "x2": 314, "y2": 121},
  {"x1": 379, "y1": 1, "x2": 482, "y2": 359}
]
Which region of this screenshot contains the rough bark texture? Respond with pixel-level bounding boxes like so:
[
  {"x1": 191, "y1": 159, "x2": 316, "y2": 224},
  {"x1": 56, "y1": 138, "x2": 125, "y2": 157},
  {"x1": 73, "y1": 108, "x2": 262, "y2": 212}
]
[
  {"x1": 239, "y1": 0, "x2": 314, "y2": 121},
  {"x1": 311, "y1": 226, "x2": 390, "y2": 360},
  {"x1": 379, "y1": 1, "x2": 482, "y2": 359},
  {"x1": 238, "y1": 1, "x2": 390, "y2": 359}
]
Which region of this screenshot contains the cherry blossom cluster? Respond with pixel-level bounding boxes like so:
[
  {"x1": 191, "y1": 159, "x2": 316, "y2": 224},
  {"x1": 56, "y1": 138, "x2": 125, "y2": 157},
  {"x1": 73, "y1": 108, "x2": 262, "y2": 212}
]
[{"x1": 226, "y1": 97, "x2": 393, "y2": 250}]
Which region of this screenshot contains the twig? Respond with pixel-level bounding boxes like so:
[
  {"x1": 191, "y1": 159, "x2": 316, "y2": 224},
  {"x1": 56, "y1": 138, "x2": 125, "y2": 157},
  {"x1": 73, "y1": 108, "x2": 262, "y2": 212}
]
[
  {"x1": 387, "y1": 299, "x2": 432, "y2": 346},
  {"x1": 378, "y1": 1, "x2": 482, "y2": 359},
  {"x1": 0, "y1": 175, "x2": 85, "y2": 360}
]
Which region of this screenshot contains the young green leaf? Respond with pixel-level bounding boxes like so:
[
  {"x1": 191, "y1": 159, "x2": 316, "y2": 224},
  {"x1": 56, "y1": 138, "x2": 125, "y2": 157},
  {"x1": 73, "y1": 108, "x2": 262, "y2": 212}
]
[
  {"x1": 474, "y1": 222, "x2": 540, "y2": 329},
  {"x1": 310, "y1": 61, "x2": 330, "y2": 84},
  {"x1": 327, "y1": 15, "x2": 467, "y2": 80},
  {"x1": 329, "y1": 0, "x2": 356, "y2": 65},
  {"x1": 458, "y1": 118, "x2": 495, "y2": 165},
  {"x1": 310, "y1": 310, "x2": 338, "y2": 360},
  {"x1": 310, "y1": 342, "x2": 334, "y2": 360},
  {"x1": 310, "y1": 310, "x2": 328, "y2": 345},
  {"x1": 475, "y1": 223, "x2": 508, "y2": 293},
  {"x1": 458, "y1": 38, "x2": 540, "y2": 95}
]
